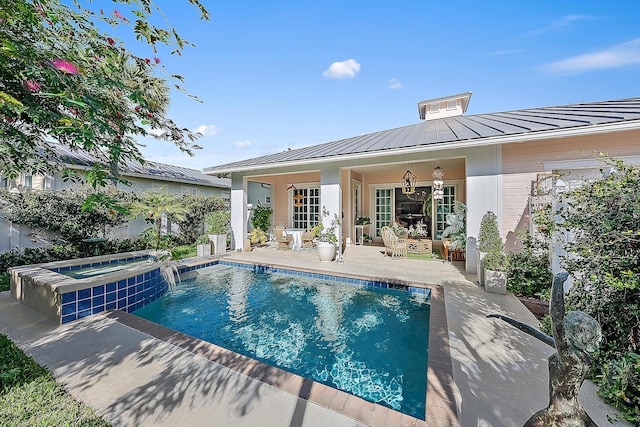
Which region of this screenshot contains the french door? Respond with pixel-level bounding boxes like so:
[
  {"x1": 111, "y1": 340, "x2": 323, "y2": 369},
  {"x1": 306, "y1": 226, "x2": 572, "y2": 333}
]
[{"x1": 292, "y1": 187, "x2": 320, "y2": 229}]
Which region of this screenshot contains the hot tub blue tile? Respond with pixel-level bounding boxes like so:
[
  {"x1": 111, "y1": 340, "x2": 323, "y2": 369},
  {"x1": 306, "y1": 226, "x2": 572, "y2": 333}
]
[
  {"x1": 118, "y1": 289, "x2": 126, "y2": 299},
  {"x1": 62, "y1": 313, "x2": 77, "y2": 324},
  {"x1": 106, "y1": 292, "x2": 116, "y2": 303},
  {"x1": 136, "y1": 274, "x2": 143, "y2": 283},
  {"x1": 93, "y1": 285, "x2": 105, "y2": 296},
  {"x1": 92, "y1": 306, "x2": 105, "y2": 315},
  {"x1": 78, "y1": 288, "x2": 91, "y2": 300},
  {"x1": 78, "y1": 299, "x2": 91, "y2": 311},
  {"x1": 117, "y1": 299, "x2": 126, "y2": 309},
  {"x1": 78, "y1": 309, "x2": 92, "y2": 319},
  {"x1": 106, "y1": 282, "x2": 116, "y2": 292},
  {"x1": 61, "y1": 292, "x2": 76, "y2": 304},
  {"x1": 61, "y1": 302, "x2": 76, "y2": 315},
  {"x1": 127, "y1": 296, "x2": 136, "y2": 306},
  {"x1": 106, "y1": 302, "x2": 116, "y2": 310},
  {"x1": 118, "y1": 279, "x2": 127, "y2": 289},
  {"x1": 127, "y1": 277, "x2": 135, "y2": 286},
  {"x1": 92, "y1": 295, "x2": 104, "y2": 306}
]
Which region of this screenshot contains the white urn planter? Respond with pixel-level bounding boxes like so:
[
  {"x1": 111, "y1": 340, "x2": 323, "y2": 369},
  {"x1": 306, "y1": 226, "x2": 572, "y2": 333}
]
[
  {"x1": 477, "y1": 250, "x2": 486, "y2": 286},
  {"x1": 209, "y1": 234, "x2": 227, "y2": 255},
  {"x1": 316, "y1": 242, "x2": 336, "y2": 262},
  {"x1": 197, "y1": 243, "x2": 211, "y2": 257},
  {"x1": 484, "y1": 269, "x2": 507, "y2": 294}
]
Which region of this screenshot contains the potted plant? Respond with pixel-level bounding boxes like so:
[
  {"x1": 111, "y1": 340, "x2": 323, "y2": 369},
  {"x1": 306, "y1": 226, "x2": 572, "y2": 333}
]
[
  {"x1": 251, "y1": 202, "x2": 273, "y2": 235},
  {"x1": 483, "y1": 250, "x2": 508, "y2": 294},
  {"x1": 249, "y1": 228, "x2": 268, "y2": 246},
  {"x1": 196, "y1": 234, "x2": 212, "y2": 257},
  {"x1": 477, "y1": 211, "x2": 501, "y2": 286},
  {"x1": 355, "y1": 216, "x2": 371, "y2": 225},
  {"x1": 205, "y1": 210, "x2": 231, "y2": 255},
  {"x1": 315, "y1": 207, "x2": 340, "y2": 262},
  {"x1": 441, "y1": 201, "x2": 466, "y2": 260}
]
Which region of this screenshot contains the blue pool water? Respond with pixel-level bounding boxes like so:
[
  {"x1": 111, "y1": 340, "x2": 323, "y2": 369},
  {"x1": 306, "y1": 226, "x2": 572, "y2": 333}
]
[{"x1": 133, "y1": 264, "x2": 430, "y2": 418}]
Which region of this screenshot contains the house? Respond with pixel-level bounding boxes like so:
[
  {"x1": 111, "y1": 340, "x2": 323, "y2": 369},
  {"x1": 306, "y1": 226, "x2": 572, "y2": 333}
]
[
  {"x1": 203, "y1": 94, "x2": 640, "y2": 273},
  {"x1": 0, "y1": 145, "x2": 231, "y2": 251}
]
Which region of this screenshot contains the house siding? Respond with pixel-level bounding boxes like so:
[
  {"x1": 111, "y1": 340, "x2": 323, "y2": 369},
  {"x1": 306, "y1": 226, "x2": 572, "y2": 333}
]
[{"x1": 501, "y1": 129, "x2": 640, "y2": 246}]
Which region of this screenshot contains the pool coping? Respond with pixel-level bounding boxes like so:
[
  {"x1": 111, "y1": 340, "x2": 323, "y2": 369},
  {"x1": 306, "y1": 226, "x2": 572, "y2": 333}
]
[{"x1": 108, "y1": 259, "x2": 458, "y2": 427}]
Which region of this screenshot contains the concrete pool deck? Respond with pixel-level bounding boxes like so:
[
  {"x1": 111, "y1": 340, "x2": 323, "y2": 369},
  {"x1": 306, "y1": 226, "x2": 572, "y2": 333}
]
[{"x1": 0, "y1": 245, "x2": 630, "y2": 426}]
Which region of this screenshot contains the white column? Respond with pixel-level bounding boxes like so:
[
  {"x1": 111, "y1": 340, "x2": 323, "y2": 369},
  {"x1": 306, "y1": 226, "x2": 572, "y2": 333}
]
[
  {"x1": 320, "y1": 165, "x2": 342, "y2": 251},
  {"x1": 465, "y1": 146, "x2": 501, "y2": 273},
  {"x1": 230, "y1": 174, "x2": 247, "y2": 251}
]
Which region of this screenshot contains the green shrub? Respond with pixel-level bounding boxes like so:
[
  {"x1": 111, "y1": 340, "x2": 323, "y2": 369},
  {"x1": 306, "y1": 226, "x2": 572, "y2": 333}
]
[
  {"x1": 0, "y1": 274, "x2": 9, "y2": 292},
  {"x1": 596, "y1": 351, "x2": 640, "y2": 423},
  {"x1": 251, "y1": 202, "x2": 273, "y2": 232},
  {"x1": 170, "y1": 244, "x2": 197, "y2": 260},
  {"x1": 478, "y1": 211, "x2": 502, "y2": 253},
  {"x1": 507, "y1": 234, "x2": 553, "y2": 298},
  {"x1": 483, "y1": 250, "x2": 507, "y2": 271},
  {"x1": 205, "y1": 210, "x2": 231, "y2": 235},
  {"x1": 172, "y1": 195, "x2": 228, "y2": 246}
]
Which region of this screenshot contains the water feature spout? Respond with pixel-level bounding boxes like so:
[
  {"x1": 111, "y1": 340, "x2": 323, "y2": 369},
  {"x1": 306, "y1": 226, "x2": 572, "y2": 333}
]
[{"x1": 160, "y1": 262, "x2": 182, "y2": 293}]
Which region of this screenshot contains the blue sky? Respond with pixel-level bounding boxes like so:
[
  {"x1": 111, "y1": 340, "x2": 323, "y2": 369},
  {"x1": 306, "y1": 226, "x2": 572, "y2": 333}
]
[{"x1": 116, "y1": 0, "x2": 640, "y2": 170}]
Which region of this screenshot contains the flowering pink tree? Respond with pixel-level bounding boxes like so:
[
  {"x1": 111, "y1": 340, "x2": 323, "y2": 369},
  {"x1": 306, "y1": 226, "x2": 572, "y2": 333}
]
[{"x1": 0, "y1": 0, "x2": 209, "y2": 194}]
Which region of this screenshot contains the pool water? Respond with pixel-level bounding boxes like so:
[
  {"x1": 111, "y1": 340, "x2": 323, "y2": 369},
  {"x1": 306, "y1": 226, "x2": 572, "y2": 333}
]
[
  {"x1": 133, "y1": 264, "x2": 430, "y2": 418},
  {"x1": 58, "y1": 259, "x2": 152, "y2": 279}
]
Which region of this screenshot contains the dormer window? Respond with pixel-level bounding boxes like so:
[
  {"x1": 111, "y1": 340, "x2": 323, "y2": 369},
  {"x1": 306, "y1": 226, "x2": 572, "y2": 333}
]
[
  {"x1": 447, "y1": 100, "x2": 457, "y2": 110},
  {"x1": 430, "y1": 103, "x2": 440, "y2": 113},
  {"x1": 417, "y1": 92, "x2": 472, "y2": 121}
]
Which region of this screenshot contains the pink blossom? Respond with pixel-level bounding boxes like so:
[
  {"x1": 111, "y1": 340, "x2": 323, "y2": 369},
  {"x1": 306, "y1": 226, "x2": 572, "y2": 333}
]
[
  {"x1": 145, "y1": 58, "x2": 151, "y2": 64},
  {"x1": 51, "y1": 59, "x2": 78, "y2": 75},
  {"x1": 107, "y1": 37, "x2": 115, "y2": 45},
  {"x1": 24, "y1": 80, "x2": 42, "y2": 92},
  {"x1": 154, "y1": 57, "x2": 161, "y2": 64},
  {"x1": 114, "y1": 9, "x2": 126, "y2": 20}
]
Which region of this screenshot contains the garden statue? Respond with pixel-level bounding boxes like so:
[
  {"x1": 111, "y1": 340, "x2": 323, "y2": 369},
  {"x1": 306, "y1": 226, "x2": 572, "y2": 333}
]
[{"x1": 488, "y1": 272, "x2": 602, "y2": 427}]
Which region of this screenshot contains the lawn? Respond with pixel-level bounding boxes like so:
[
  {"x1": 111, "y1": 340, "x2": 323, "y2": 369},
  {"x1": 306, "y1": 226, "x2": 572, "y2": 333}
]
[{"x1": 0, "y1": 334, "x2": 110, "y2": 426}]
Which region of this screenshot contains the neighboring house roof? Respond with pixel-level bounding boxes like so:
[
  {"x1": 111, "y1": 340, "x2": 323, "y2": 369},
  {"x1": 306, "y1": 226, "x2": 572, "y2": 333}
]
[
  {"x1": 204, "y1": 97, "x2": 640, "y2": 174},
  {"x1": 51, "y1": 145, "x2": 230, "y2": 188}
]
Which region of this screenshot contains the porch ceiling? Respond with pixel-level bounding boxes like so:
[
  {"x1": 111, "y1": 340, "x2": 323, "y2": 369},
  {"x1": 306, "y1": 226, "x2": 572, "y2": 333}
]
[{"x1": 348, "y1": 158, "x2": 465, "y2": 176}]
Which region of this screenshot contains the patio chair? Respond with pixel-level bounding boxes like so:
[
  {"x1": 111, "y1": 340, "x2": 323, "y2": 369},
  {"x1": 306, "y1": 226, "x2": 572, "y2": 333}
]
[
  {"x1": 301, "y1": 231, "x2": 315, "y2": 248},
  {"x1": 381, "y1": 225, "x2": 407, "y2": 258},
  {"x1": 274, "y1": 223, "x2": 293, "y2": 250}
]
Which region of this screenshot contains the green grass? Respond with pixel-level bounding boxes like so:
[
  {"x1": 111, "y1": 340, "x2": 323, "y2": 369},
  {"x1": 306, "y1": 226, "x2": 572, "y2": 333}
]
[
  {"x1": 0, "y1": 334, "x2": 110, "y2": 427},
  {"x1": 0, "y1": 274, "x2": 8, "y2": 292}
]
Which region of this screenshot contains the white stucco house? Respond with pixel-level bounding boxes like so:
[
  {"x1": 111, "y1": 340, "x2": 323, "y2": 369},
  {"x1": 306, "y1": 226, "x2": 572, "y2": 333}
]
[{"x1": 203, "y1": 94, "x2": 640, "y2": 273}]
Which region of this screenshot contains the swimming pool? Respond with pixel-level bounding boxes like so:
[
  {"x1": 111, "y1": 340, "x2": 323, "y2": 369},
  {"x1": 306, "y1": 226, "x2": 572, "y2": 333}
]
[{"x1": 134, "y1": 264, "x2": 431, "y2": 419}]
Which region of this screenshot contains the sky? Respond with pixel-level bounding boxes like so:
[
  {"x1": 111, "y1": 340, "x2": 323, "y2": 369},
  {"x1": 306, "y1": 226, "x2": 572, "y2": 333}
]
[{"x1": 109, "y1": 0, "x2": 640, "y2": 171}]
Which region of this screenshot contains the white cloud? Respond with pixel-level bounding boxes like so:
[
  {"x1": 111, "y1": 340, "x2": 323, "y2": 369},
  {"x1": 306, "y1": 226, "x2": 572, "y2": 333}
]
[
  {"x1": 526, "y1": 15, "x2": 595, "y2": 36},
  {"x1": 233, "y1": 140, "x2": 252, "y2": 149},
  {"x1": 193, "y1": 124, "x2": 221, "y2": 136},
  {"x1": 323, "y1": 59, "x2": 361, "y2": 79},
  {"x1": 387, "y1": 78, "x2": 404, "y2": 90},
  {"x1": 544, "y1": 38, "x2": 640, "y2": 74}
]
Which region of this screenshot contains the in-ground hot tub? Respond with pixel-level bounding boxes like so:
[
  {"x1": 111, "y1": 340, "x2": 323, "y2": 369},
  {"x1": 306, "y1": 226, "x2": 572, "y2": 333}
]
[{"x1": 9, "y1": 250, "x2": 170, "y2": 324}]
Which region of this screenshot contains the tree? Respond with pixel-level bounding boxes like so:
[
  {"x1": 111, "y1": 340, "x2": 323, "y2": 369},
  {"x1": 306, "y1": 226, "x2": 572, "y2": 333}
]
[
  {"x1": 129, "y1": 187, "x2": 188, "y2": 251},
  {"x1": 0, "y1": 0, "x2": 209, "y2": 188}
]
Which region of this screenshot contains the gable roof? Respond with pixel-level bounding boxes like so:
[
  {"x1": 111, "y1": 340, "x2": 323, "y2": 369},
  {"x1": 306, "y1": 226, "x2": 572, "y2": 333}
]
[
  {"x1": 51, "y1": 145, "x2": 230, "y2": 188},
  {"x1": 204, "y1": 97, "x2": 640, "y2": 174}
]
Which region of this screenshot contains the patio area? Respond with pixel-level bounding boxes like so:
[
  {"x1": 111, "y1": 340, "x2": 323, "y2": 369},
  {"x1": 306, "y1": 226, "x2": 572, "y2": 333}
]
[{"x1": 0, "y1": 245, "x2": 629, "y2": 426}]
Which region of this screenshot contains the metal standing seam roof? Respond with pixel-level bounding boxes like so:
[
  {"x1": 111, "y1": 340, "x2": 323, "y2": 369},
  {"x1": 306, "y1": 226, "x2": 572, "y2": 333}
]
[
  {"x1": 204, "y1": 97, "x2": 640, "y2": 173},
  {"x1": 50, "y1": 145, "x2": 231, "y2": 188}
]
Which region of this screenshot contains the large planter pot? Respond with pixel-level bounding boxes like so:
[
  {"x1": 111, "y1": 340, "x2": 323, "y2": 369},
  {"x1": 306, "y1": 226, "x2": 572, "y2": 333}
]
[
  {"x1": 477, "y1": 250, "x2": 486, "y2": 286},
  {"x1": 197, "y1": 243, "x2": 211, "y2": 257},
  {"x1": 484, "y1": 269, "x2": 507, "y2": 294},
  {"x1": 316, "y1": 242, "x2": 336, "y2": 262},
  {"x1": 209, "y1": 234, "x2": 227, "y2": 255}
]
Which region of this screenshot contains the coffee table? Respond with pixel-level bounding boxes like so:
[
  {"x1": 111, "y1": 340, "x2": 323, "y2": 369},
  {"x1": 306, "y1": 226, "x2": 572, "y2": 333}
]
[{"x1": 406, "y1": 239, "x2": 432, "y2": 255}]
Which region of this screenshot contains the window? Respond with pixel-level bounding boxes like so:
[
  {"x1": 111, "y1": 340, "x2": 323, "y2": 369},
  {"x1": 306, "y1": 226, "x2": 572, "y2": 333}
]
[
  {"x1": 265, "y1": 196, "x2": 271, "y2": 204},
  {"x1": 181, "y1": 187, "x2": 198, "y2": 195},
  {"x1": 23, "y1": 175, "x2": 32, "y2": 189},
  {"x1": 353, "y1": 182, "x2": 362, "y2": 220},
  {"x1": 374, "y1": 189, "x2": 393, "y2": 237},
  {"x1": 292, "y1": 187, "x2": 320, "y2": 229},
  {"x1": 430, "y1": 103, "x2": 440, "y2": 113},
  {"x1": 447, "y1": 100, "x2": 457, "y2": 110},
  {"x1": 434, "y1": 186, "x2": 456, "y2": 239}
]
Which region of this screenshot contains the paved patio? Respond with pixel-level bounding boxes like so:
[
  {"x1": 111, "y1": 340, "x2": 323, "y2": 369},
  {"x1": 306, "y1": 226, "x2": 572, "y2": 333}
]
[{"x1": 0, "y1": 244, "x2": 630, "y2": 426}]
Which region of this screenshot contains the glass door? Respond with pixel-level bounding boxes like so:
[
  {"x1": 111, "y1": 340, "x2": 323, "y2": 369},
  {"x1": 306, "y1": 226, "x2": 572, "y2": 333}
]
[
  {"x1": 374, "y1": 188, "x2": 393, "y2": 237},
  {"x1": 434, "y1": 186, "x2": 456, "y2": 239},
  {"x1": 292, "y1": 187, "x2": 320, "y2": 229}
]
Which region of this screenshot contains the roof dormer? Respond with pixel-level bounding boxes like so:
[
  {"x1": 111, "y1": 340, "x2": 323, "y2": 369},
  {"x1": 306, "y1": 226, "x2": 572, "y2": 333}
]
[{"x1": 417, "y1": 92, "x2": 472, "y2": 120}]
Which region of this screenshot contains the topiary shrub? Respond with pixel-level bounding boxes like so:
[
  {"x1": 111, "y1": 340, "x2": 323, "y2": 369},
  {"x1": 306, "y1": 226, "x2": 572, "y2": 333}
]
[{"x1": 478, "y1": 211, "x2": 502, "y2": 253}]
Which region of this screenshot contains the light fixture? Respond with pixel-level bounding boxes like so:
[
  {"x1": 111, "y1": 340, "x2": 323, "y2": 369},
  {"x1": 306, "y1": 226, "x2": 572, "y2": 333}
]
[
  {"x1": 432, "y1": 164, "x2": 444, "y2": 200},
  {"x1": 401, "y1": 169, "x2": 417, "y2": 195},
  {"x1": 288, "y1": 184, "x2": 305, "y2": 207}
]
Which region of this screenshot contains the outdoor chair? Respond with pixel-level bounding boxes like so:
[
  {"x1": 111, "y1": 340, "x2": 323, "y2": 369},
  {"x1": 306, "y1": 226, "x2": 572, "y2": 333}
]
[
  {"x1": 274, "y1": 223, "x2": 293, "y2": 250},
  {"x1": 301, "y1": 231, "x2": 315, "y2": 248},
  {"x1": 381, "y1": 225, "x2": 407, "y2": 258}
]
